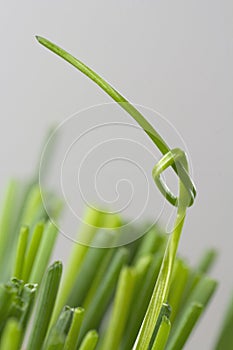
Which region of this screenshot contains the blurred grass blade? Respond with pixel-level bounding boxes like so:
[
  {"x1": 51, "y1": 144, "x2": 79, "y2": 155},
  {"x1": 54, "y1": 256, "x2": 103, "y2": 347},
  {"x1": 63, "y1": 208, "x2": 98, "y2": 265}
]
[
  {"x1": 168, "y1": 258, "x2": 189, "y2": 323},
  {"x1": 79, "y1": 330, "x2": 98, "y2": 350},
  {"x1": 122, "y1": 254, "x2": 162, "y2": 350},
  {"x1": 166, "y1": 303, "x2": 203, "y2": 350},
  {"x1": 79, "y1": 248, "x2": 128, "y2": 343},
  {"x1": 68, "y1": 230, "x2": 115, "y2": 307},
  {"x1": 0, "y1": 319, "x2": 22, "y2": 350},
  {"x1": 151, "y1": 316, "x2": 171, "y2": 350},
  {"x1": 0, "y1": 180, "x2": 20, "y2": 280},
  {"x1": 102, "y1": 266, "x2": 135, "y2": 350},
  {"x1": 29, "y1": 222, "x2": 58, "y2": 284},
  {"x1": 214, "y1": 292, "x2": 233, "y2": 350},
  {"x1": 197, "y1": 249, "x2": 217, "y2": 274},
  {"x1": 21, "y1": 222, "x2": 44, "y2": 282},
  {"x1": 51, "y1": 207, "x2": 111, "y2": 324},
  {"x1": 13, "y1": 226, "x2": 29, "y2": 279}
]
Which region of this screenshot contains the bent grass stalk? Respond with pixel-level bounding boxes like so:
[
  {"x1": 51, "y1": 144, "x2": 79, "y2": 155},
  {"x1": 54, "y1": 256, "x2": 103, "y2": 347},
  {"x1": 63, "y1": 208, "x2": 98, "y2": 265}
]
[{"x1": 0, "y1": 35, "x2": 226, "y2": 350}]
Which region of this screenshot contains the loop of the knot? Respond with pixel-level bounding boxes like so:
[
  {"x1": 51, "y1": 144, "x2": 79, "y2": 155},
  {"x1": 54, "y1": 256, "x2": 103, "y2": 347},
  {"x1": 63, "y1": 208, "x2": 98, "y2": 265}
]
[{"x1": 152, "y1": 148, "x2": 196, "y2": 207}]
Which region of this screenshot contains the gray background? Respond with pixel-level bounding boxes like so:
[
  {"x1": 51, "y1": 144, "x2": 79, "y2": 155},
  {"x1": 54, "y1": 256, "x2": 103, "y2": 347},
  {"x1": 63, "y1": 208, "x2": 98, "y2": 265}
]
[{"x1": 0, "y1": 1, "x2": 232, "y2": 349}]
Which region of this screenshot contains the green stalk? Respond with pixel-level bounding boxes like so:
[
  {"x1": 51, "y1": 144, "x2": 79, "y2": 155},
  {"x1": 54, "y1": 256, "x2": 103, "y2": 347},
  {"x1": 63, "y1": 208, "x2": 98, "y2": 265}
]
[
  {"x1": 133, "y1": 225, "x2": 166, "y2": 263},
  {"x1": 21, "y1": 222, "x2": 44, "y2": 282},
  {"x1": 166, "y1": 303, "x2": 203, "y2": 350},
  {"x1": 133, "y1": 149, "x2": 191, "y2": 350},
  {"x1": 50, "y1": 207, "x2": 109, "y2": 325},
  {"x1": 27, "y1": 261, "x2": 62, "y2": 350},
  {"x1": 151, "y1": 316, "x2": 171, "y2": 350},
  {"x1": 79, "y1": 330, "x2": 98, "y2": 350},
  {"x1": 170, "y1": 276, "x2": 217, "y2": 341},
  {"x1": 13, "y1": 226, "x2": 29, "y2": 279},
  {"x1": 197, "y1": 248, "x2": 217, "y2": 274},
  {"x1": 29, "y1": 222, "x2": 58, "y2": 284},
  {"x1": 20, "y1": 185, "x2": 44, "y2": 227},
  {"x1": 79, "y1": 248, "x2": 128, "y2": 343},
  {"x1": 121, "y1": 254, "x2": 163, "y2": 350},
  {"x1": 0, "y1": 284, "x2": 17, "y2": 331},
  {"x1": 64, "y1": 307, "x2": 85, "y2": 350},
  {"x1": 168, "y1": 258, "x2": 189, "y2": 323},
  {"x1": 43, "y1": 333, "x2": 65, "y2": 350},
  {"x1": 214, "y1": 291, "x2": 233, "y2": 350},
  {"x1": 83, "y1": 248, "x2": 115, "y2": 309},
  {"x1": 0, "y1": 319, "x2": 22, "y2": 350},
  {"x1": 44, "y1": 306, "x2": 73, "y2": 350},
  {"x1": 35, "y1": 35, "x2": 196, "y2": 207},
  {"x1": 102, "y1": 266, "x2": 135, "y2": 350},
  {"x1": 0, "y1": 180, "x2": 19, "y2": 280},
  {"x1": 68, "y1": 230, "x2": 115, "y2": 307},
  {"x1": 20, "y1": 283, "x2": 37, "y2": 331}
]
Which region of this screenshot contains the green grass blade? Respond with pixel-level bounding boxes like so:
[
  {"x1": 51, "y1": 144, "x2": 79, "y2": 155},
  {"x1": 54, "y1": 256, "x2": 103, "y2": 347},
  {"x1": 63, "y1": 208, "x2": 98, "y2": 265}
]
[
  {"x1": 0, "y1": 180, "x2": 20, "y2": 280},
  {"x1": 50, "y1": 207, "x2": 109, "y2": 325},
  {"x1": 68, "y1": 230, "x2": 115, "y2": 307},
  {"x1": 35, "y1": 36, "x2": 170, "y2": 157},
  {"x1": 64, "y1": 307, "x2": 85, "y2": 350},
  {"x1": 197, "y1": 248, "x2": 217, "y2": 274},
  {"x1": 79, "y1": 330, "x2": 98, "y2": 350},
  {"x1": 20, "y1": 283, "x2": 37, "y2": 331},
  {"x1": 78, "y1": 248, "x2": 128, "y2": 343},
  {"x1": 44, "y1": 306, "x2": 73, "y2": 350},
  {"x1": 214, "y1": 291, "x2": 233, "y2": 350},
  {"x1": 83, "y1": 248, "x2": 115, "y2": 309},
  {"x1": 151, "y1": 316, "x2": 171, "y2": 350},
  {"x1": 27, "y1": 261, "x2": 62, "y2": 350},
  {"x1": 36, "y1": 36, "x2": 197, "y2": 205},
  {"x1": 102, "y1": 266, "x2": 135, "y2": 350},
  {"x1": 13, "y1": 226, "x2": 29, "y2": 279},
  {"x1": 29, "y1": 221, "x2": 58, "y2": 284},
  {"x1": 0, "y1": 319, "x2": 22, "y2": 350},
  {"x1": 168, "y1": 258, "x2": 189, "y2": 323},
  {"x1": 166, "y1": 303, "x2": 203, "y2": 350},
  {"x1": 20, "y1": 185, "x2": 45, "y2": 227},
  {"x1": 133, "y1": 225, "x2": 166, "y2": 263},
  {"x1": 121, "y1": 254, "x2": 163, "y2": 350},
  {"x1": 21, "y1": 222, "x2": 44, "y2": 282}
]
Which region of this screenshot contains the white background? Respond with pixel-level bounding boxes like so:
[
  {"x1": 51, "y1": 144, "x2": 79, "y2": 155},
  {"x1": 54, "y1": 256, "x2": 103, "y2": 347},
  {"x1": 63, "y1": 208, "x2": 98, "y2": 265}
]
[{"x1": 0, "y1": 1, "x2": 232, "y2": 348}]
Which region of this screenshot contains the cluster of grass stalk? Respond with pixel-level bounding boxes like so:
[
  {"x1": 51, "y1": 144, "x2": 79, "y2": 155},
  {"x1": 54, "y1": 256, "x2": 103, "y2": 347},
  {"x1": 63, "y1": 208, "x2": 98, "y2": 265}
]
[
  {"x1": 0, "y1": 181, "x2": 231, "y2": 350},
  {"x1": 0, "y1": 35, "x2": 232, "y2": 349},
  {"x1": 0, "y1": 181, "x2": 219, "y2": 350}
]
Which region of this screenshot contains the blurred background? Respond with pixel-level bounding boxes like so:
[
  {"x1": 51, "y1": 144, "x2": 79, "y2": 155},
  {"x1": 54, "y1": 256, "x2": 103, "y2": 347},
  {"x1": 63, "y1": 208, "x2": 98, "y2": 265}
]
[{"x1": 0, "y1": 1, "x2": 232, "y2": 348}]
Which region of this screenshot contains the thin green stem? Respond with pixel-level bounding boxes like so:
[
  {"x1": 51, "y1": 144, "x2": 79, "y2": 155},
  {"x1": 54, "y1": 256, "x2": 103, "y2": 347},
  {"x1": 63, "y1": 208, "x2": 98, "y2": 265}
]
[
  {"x1": 79, "y1": 330, "x2": 98, "y2": 350},
  {"x1": 79, "y1": 248, "x2": 128, "y2": 343},
  {"x1": 133, "y1": 149, "x2": 190, "y2": 350},
  {"x1": 44, "y1": 306, "x2": 73, "y2": 350},
  {"x1": 168, "y1": 258, "x2": 189, "y2": 323},
  {"x1": 166, "y1": 303, "x2": 203, "y2": 350},
  {"x1": 197, "y1": 249, "x2": 217, "y2": 274},
  {"x1": 0, "y1": 319, "x2": 22, "y2": 350},
  {"x1": 29, "y1": 222, "x2": 58, "y2": 284},
  {"x1": 50, "y1": 207, "x2": 111, "y2": 325},
  {"x1": 121, "y1": 254, "x2": 163, "y2": 350},
  {"x1": 68, "y1": 230, "x2": 115, "y2": 307},
  {"x1": 64, "y1": 307, "x2": 85, "y2": 350},
  {"x1": 36, "y1": 36, "x2": 196, "y2": 206},
  {"x1": 13, "y1": 226, "x2": 29, "y2": 279},
  {"x1": 27, "y1": 261, "x2": 62, "y2": 350},
  {"x1": 21, "y1": 222, "x2": 44, "y2": 282},
  {"x1": 151, "y1": 316, "x2": 171, "y2": 350},
  {"x1": 102, "y1": 266, "x2": 135, "y2": 350}
]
